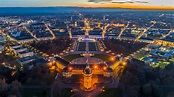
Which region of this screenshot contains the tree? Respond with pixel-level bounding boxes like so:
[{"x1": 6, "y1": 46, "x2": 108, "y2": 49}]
[
  {"x1": 0, "y1": 78, "x2": 8, "y2": 96},
  {"x1": 9, "y1": 80, "x2": 21, "y2": 97},
  {"x1": 120, "y1": 71, "x2": 139, "y2": 85}
]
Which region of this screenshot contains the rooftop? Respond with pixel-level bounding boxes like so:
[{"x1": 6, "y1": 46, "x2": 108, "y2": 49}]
[
  {"x1": 18, "y1": 50, "x2": 33, "y2": 54},
  {"x1": 17, "y1": 56, "x2": 35, "y2": 63}
]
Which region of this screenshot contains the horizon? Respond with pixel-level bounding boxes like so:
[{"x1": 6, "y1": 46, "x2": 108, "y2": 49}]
[
  {"x1": 1, "y1": 0, "x2": 174, "y2": 10},
  {"x1": 1, "y1": 1, "x2": 174, "y2": 97},
  {"x1": 0, "y1": 6, "x2": 174, "y2": 10}
]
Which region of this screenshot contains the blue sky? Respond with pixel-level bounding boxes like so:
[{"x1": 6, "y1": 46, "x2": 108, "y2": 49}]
[{"x1": 0, "y1": 0, "x2": 174, "y2": 7}]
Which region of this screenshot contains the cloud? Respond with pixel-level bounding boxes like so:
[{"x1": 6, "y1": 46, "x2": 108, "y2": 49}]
[
  {"x1": 134, "y1": 0, "x2": 148, "y2": 3},
  {"x1": 88, "y1": 0, "x2": 148, "y2": 4},
  {"x1": 88, "y1": 0, "x2": 112, "y2": 3}
]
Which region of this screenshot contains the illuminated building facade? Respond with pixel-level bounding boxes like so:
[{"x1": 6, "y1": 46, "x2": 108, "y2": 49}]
[
  {"x1": 155, "y1": 39, "x2": 174, "y2": 47},
  {"x1": 83, "y1": 63, "x2": 92, "y2": 90},
  {"x1": 61, "y1": 62, "x2": 113, "y2": 91}
]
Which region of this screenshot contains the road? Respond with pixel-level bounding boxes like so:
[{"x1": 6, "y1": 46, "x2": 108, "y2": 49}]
[
  {"x1": 102, "y1": 24, "x2": 110, "y2": 38},
  {"x1": 117, "y1": 22, "x2": 130, "y2": 39},
  {"x1": 24, "y1": 26, "x2": 38, "y2": 41},
  {"x1": 159, "y1": 29, "x2": 174, "y2": 39},
  {"x1": 135, "y1": 21, "x2": 156, "y2": 42},
  {"x1": 44, "y1": 23, "x2": 56, "y2": 39}
]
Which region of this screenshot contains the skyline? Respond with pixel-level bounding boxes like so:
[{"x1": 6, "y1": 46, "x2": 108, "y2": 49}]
[
  {"x1": 1, "y1": 2, "x2": 174, "y2": 97},
  {"x1": 0, "y1": 0, "x2": 174, "y2": 10}
]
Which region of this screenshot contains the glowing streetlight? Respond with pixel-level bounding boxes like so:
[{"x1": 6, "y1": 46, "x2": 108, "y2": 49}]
[
  {"x1": 111, "y1": 57, "x2": 115, "y2": 61},
  {"x1": 122, "y1": 62, "x2": 127, "y2": 66},
  {"x1": 68, "y1": 66, "x2": 73, "y2": 71},
  {"x1": 103, "y1": 66, "x2": 107, "y2": 70},
  {"x1": 94, "y1": 65, "x2": 98, "y2": 69}
]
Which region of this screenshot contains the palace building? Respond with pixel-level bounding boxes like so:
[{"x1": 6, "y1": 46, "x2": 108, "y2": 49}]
[{"x1": 55, "y1": 56, "x2": 113, "y2": 91}]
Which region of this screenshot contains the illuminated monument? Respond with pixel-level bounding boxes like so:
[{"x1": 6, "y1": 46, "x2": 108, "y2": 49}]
[{"x1": 82, "y1": 63, "x2": 93, "y2": 91}]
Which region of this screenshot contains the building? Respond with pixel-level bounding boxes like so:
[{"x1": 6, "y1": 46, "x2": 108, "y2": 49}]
[
  {"x1": 9, "y1": 44, "x2": 34, "y2": 58},
  {"x1": 9, "y1": 44, "x2": 22, "y2": 49},
  {"x1": 17, "y1": 56, "x2": 35, "y2": 66},
  {"x1": 139, "y1": 37, "x2": 155, "y2": 43},
  {"x1": 18, "y1": 50, "x2": 34, "y2": 58},
  {"x1": 0, "y1": 43, "x2": 4, "y2": 53},
  {"x1": 12, "y1": 46, "x2": 27, "y2": 53},
  {"x1": 62, "y1": 63, "x2": 113, "y2": 77},
  {"x1": 83, "y1": 63, "x2": 92, "y2": 90},
  {"x1": 155, "y1": 32, "x2": 174, "y2": 47},
  {"x1": 0, "y1": 34, "x2": 5, "y2": 42},
  {"x1": 8, "y1": 28, "x2": 35, "y2": 43},
  {"x1": 27, "y1": 22, "x2": 53, "y2": 40},
  {"x1": 17, "y1": 57, "x2": 48, "y2": 70},
  {"x1": 156, "y1": 38, "x2": 174, "y2": 47},
  {"x1": 55, "y1": 56, "x2": 113, "y2": 91},
  {"x1": 61, "y1": 62, "x2": 113, "y2": 91},
  {"x1": 149, "y1": 50, "x2": 173, "y2": 60}
]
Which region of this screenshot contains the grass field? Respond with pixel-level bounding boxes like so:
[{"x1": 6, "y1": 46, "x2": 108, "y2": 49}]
[
  {"x1": 170, "y1": 58, "x2": 174, "y2": 63},
  {"x1": 62, "y1": 54, "x2": 111, "y2": 62},
  {"x1": 154, "y1": 61, "x2": 170, "y2": 69},
  {"x1": 62, "y1": 54, "x2": 82, "y2": 62},
  {"x1": 89, "y1": 42, "x2": 97, "y2": 51},
  {"x1": 78, "y1": 42, "x2": 86, "y2": 51},
  {"x1": 92, "y1": 54, "x2": 111, "y2": 62}
]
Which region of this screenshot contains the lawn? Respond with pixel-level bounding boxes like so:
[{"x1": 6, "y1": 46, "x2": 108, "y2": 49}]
[
  {"x1": 22, "y1": 88, "x2": 51, "y2": 97},
  {"x1": 154, "y1": 61, "x2": 170, "y2": 69},
  {"x1": 78, "y1": 42, "x2": 86, "y2": 51},
  {"x1": 133, "y1": 51, "x2": 148, "y2": 60},
  {"x1": 92, "y1": 54, "x2": 111, "y2": 62},
  {"x1": 62, "y1": 54, "x2": 82, "y2": 62},
  {"x1": 89, "y1": 42, "x2": 97, "y2": 51},
  {"x1": 62, "y1": 54, "x2": 111, "y2": 62},
  {"x1": 170, "y1": 57, "x2": 174, "y2": 63},
  {"x1": 96, "y1": 88, "x2": 123, "y2": 97}
]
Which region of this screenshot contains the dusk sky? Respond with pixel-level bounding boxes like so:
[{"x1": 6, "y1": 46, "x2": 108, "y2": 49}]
[{"x1": 0, "y1": 0, "x2": 174, "y2": 7}]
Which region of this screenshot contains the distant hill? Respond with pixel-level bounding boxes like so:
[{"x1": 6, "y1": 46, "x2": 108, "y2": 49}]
[{"x1": 0, "y1": 7, "x2": 174, "y2": 16}]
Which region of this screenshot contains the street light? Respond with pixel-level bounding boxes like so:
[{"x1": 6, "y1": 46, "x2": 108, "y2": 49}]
[
  {"x1": 111, "y1": 57, "x2": 115, "y2": 61},
  {"x1": 122, "y1": 62, "x2": 127, "y2": 66},
  {"x1": 94, "y1": 65, "x2": 98, "y2": 69},
  {"x1": 68, "y1": 66, "x2": 73, "y2": 71},
  {"x1": 103, "y1": 66, "x2": 107, "y2": 70}
]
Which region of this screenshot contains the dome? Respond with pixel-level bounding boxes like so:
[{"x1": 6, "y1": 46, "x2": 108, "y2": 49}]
[{"x1": 84, "y1": 68, "x2": 92, "y2": 74}]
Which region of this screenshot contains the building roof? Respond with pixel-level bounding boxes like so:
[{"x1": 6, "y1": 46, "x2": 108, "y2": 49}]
[
  {"x1": 26, "y1": 58, "x2": 48, "y2": 66},
  {"x1": 18, "y1": 50, "x2": 33, "y2": 54},
  {"x1": 67, "y1": 63, "x2": 107, "y2": 70},
  {"x1": 10, "y1": 44, "x2": 21, "y2": 47},
  {"x1": 17, "y1": 56, "x2": 35, "y2": 63},
  {"x1": 55, "y1": 57, "x2": 69, "y2": 66},
  {"x1": 160, "y1": 37, "x2": 174, "y2": 42},
  {"x1": 150, "y1": 50, "x2": 173, "y2": 58},
  {"x1": 13, "y1": 46, "x2": 27, "y2": 50},
  {"x1": 140, "y1": 37, "x2": 154, "y2": 41}
]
